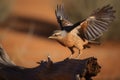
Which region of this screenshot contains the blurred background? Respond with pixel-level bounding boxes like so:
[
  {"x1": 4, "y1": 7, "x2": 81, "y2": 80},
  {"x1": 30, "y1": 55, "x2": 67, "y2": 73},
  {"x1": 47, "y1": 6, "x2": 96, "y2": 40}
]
[{"x1": 0, "y1": 0, "x2": 120, "y2": 80}]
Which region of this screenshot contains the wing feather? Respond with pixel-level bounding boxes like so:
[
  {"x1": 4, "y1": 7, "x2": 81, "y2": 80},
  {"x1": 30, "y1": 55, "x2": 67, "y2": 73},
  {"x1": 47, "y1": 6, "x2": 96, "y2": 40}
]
[
  {"x1": 88, "y1": 25, "x2": 98, "y2": 38},
  {"x1": 55, "y1": 4, "x2": 73, "y2": 30},
  {"x1": 87, "y1": 25, "x2": 96, "y2": 39},
  {"x1": 72, "y1": 4, "x2": 116, "y2": 40}
]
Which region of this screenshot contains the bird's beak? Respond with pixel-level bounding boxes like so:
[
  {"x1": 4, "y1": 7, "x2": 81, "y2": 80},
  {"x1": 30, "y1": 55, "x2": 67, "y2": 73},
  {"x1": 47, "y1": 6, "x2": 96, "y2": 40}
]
[{"x1": 48, "y1": 36, "x2": 54, "y2": 39}]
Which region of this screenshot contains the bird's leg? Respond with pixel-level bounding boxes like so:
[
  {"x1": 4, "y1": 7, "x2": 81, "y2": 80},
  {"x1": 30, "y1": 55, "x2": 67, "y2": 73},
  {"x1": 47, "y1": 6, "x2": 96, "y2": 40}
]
[
  {"x1": 77, "y1": 50, "x2": 80, "y2": 59},
  {"x1": 68, "y1": 46, "x2": 74, "y2": 58},
  {"x1": 75, "y1": 47, "x2": 82, "y2": 59}
]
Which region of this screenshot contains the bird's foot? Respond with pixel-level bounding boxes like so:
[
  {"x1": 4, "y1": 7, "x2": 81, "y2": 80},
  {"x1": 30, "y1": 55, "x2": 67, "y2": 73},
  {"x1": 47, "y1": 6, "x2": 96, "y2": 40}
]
[
  {"x1": 75, "y1": 54, "x2": 81, "y2": 59},
  {"x1": 75, "y1": 51, "x2": 83, "y2": 59}
]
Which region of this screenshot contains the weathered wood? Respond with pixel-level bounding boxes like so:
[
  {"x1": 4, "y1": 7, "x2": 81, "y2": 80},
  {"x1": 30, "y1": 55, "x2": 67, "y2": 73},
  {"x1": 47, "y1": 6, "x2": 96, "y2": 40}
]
[{"x1": 0, "y1": 46, "x2": 101, "y2": 80}]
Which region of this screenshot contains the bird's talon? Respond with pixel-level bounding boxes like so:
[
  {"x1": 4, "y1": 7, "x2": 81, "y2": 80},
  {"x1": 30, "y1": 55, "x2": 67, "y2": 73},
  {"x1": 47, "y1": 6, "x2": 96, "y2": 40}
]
[{"x1": 75, "y1": 53, "x2": 81, "y2": 59}]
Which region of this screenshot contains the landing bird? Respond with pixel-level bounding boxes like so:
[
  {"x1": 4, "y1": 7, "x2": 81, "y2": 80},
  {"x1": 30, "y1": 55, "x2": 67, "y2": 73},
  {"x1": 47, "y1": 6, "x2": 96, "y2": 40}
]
[{"x1": 49, "y1": 4, "x2": 115, "y2": 58}]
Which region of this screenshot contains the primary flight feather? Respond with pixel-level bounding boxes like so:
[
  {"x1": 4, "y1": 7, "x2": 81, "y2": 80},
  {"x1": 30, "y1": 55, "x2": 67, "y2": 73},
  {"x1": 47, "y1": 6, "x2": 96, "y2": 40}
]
[{"x1": 49, "y1": 4, "x2": 116, "y2": 58}]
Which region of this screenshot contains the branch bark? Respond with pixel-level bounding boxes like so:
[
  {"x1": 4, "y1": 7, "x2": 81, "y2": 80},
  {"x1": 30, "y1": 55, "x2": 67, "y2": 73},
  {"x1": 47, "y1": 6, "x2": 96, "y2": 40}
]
[{"x1": 0, "y1": 46, "x2": 101, "y2": 80}]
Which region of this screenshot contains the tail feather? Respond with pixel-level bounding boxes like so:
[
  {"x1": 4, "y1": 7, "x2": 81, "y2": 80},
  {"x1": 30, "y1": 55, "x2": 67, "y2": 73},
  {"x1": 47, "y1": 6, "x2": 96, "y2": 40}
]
[{"x1": 88, "y1": 41, "x2": 101, "y2": 45}]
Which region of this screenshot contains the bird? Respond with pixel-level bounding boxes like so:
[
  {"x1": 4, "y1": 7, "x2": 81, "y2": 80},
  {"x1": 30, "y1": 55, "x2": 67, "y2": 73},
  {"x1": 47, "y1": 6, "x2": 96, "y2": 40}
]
[{"x1": 49, "y1": 4, "x2": 116, "y2": 58}]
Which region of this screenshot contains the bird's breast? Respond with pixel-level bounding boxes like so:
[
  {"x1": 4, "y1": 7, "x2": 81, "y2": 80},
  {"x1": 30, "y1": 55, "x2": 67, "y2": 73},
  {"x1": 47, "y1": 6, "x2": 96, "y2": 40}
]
[
  {"x1": 58, "y1": 33, "x2": 88, "y2": 48},
  {"x1": 58, "y1": 34, "x2": 74, "y2": 47}
]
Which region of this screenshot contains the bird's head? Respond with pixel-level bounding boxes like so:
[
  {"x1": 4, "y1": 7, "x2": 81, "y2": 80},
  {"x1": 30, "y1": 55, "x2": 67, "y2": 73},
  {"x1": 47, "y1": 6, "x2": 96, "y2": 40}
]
[{"x1": 48, "y1": 30, "x2": 67, "y2": 40}]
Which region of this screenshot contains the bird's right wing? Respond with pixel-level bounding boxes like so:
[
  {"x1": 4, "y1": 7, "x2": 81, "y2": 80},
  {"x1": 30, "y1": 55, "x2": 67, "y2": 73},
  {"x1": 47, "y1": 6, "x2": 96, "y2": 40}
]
[{"x1": 55, "y1": 4, "x2": 73, "y2": 30}]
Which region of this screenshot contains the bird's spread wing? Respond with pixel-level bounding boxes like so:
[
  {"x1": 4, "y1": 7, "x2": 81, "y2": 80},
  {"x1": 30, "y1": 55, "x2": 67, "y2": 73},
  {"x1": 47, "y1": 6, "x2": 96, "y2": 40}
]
[
  {"x1": 72, "y1": 5, "x2": 116, "y2": 40},
  {"x1": 55, "y1": 4, "x2": 73, "y2": 31}
]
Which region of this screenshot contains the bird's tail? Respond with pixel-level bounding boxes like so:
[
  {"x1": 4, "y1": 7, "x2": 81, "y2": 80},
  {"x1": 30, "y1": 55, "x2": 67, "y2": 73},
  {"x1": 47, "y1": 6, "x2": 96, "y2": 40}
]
[
  {"x1": 0, "y1": 45, "x2": 15, "y2": 68},
  {"x1": 88, "y1": 41, "x2": 101, "y2": 45},
  {"x1": 84, "y1": 41, "x2": 101, "y2": 49}
]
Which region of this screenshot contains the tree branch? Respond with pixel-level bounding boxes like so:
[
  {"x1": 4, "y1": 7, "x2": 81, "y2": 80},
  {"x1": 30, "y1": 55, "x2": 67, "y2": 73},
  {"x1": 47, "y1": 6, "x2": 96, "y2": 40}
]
[{"x1": 0, "y1": 46, "x2": 101, "y2": 80}]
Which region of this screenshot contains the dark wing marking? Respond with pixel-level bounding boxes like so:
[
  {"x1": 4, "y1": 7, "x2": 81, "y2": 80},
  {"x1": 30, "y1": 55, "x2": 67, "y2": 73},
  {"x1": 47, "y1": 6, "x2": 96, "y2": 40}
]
[
  {"x1": 72, "y1": 4, "x2": 116, "y2": 40},
  {"x1": 55, "y1": 4, "x2": 73, "y2": 31}
]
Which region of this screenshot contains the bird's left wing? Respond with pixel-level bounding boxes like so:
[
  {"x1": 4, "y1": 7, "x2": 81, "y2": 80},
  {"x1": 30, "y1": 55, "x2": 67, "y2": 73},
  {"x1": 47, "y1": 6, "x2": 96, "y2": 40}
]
[
  {"x1": 71, "y1": 5, "x2": 116, "y2": 40},
  {"x1": 55, "y1": 4, "x2": 73, "y2": 31}
]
